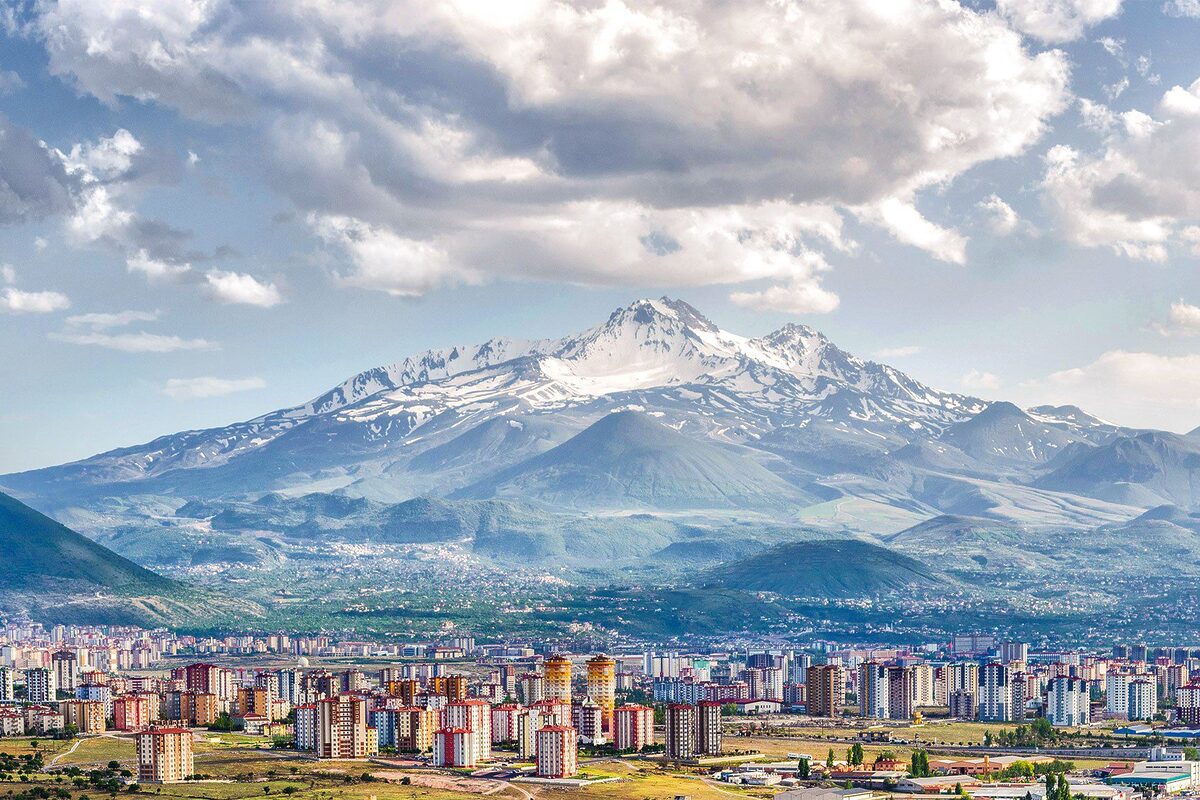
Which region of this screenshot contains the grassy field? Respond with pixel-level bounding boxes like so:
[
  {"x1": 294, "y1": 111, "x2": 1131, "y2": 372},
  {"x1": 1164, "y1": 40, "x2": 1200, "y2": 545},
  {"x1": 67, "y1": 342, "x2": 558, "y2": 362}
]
[{"x1": 0, "y1": 722, "x2": 1139, "y2": 800}]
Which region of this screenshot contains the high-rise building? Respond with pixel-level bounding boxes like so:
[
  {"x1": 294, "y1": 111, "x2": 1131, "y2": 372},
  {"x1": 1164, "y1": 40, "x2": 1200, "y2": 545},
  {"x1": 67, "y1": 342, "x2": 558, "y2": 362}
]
[
  {"x1": 52, "y1": 651, "x2": 79, "y2": 694},
  {"x1": 294, "y1": 705, "x2": 317, "y2": 751},
  {"x1": 24, "y1": 668, "x2": 56, "y2": 703},
  {"x1": 545, "y1": 655, "x2": 572, "y2": 702},
  {"x1": 613, "y1": 705, "x2": 654, "y2": 752},
  {"x1": 695, "y1": 701, "x2": 722, "y2": 756},
  {"x1": 61, "y1": 700, "x2": 105, "y2": 734},
  {"x1": 586, "y1": 654, "x2": 616, "y2": 732},
  {"x1": 999, "y1": 642, "x2": 1030, "y2": 664},
  {"x1": 978, "y1": 662, "x2": 1014, "y2": 722},
  {"x1": 946, "y1": 663, "x2": 979, "y2": 710},
  {"x1": 445, "y1": 699, "x2": 491, "y2": 760},
  {"x1": 1107, "y1": 672, "x2": 1133, "y2": 717},
  {"x1": 536, "y1": 726, "x2": 578, "y2": 778},
  {"x1": 136, "y1": 728, "x2": 194, "y2": 784},
  {"x1": 1046, "y1": 676, "x2": 1089, "y2": 727},
  {"x1": 1178, "y1": 684, "x2": 1200, "y2": 726},
  {"x1": 517, "y1": 673, "x2": 544, "y2": 705},
  {"x1": 275, "y1": 669, "x2": 299, "y2": 706},
  {"x1": 805, "y1": 665, "x2": 843, "y2": 717},
  {"x1": 114, "y1": 695, "x2": 152, "y2": 732},
  {"x1": 0, "y1": 667, "x2": 13, "y2": 702},
  {"x1": 1128, "y1": 679, "x2": 1157, "y2": 722},
  {"x1": 491, "y1": 704, "x2": 522, "y2": 744},
  {"x1": 886, "y1": 666, "x2": 915, "y2": 721},
  {"x1": 949, "y1": 690, "x2": 976, "y2": 720},
  {"x1": 433, "y1": 727, "x2": 478, "y2": 768},
  {"x1": 316, "y1": 695, "x2": 376, "y2": 759},
  {"x1": 76, "y1": 683, "x2": 113, "y2": 719},
  {"x1": 665, "y1": 704, "x2": 696, "y2": 760},
  {"x1": 572, "y1": 697, "x2": 605, "y2": 744}
]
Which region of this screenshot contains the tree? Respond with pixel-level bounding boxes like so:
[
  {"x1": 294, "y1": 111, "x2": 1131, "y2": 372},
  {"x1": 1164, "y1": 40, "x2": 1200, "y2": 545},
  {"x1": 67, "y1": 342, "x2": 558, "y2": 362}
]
[
  {"x1": 798, "y1": 757, "x2": 811, "y2": 779},
  {"x1": 910, "y1": 749, "x2": 929, "y2": 778},
  {"x1": 1185, "y1": 747, "x2": 1199, "y2": 762},
  {"x1": 850, "y1": 743, "x2": 865, "y2": 766},
  {"x1": 827, "y1": 748, "x2": 836, "y2": 769},
  {"x1": 984, "y1": 730, "x2": 993, "y2": 748}
]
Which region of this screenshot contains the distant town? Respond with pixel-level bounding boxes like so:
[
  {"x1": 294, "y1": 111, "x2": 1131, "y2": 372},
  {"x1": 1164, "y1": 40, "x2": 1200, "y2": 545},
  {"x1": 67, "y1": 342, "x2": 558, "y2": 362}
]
[{"x1": 2, "y1": 623, "x2": 1200, "y2": 799}]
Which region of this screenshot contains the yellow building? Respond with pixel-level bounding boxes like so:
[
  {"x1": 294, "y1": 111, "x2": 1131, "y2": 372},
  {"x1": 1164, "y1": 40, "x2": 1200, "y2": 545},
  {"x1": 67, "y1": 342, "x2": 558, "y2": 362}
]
[
  {"x1": 136, "y1": 728, "x2": 193, "y2": 784},
  {"x1": 586, "y1": 654, "x2": 616, "y2": 732},
  {"x1": 545, "y1": 654, "x2": 572, "y2": 702}
]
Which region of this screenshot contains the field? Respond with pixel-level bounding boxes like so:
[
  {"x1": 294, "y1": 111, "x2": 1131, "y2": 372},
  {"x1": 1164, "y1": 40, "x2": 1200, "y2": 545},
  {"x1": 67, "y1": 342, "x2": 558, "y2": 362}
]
[{"x1": 0, "y1": 722, "x2": 1139, "y2": 800}]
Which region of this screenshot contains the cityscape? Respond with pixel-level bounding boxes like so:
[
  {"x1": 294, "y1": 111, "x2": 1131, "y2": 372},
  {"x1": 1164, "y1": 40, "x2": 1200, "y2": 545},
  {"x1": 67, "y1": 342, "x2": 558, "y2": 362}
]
[
  {"x1": 4, "y1": 622, "x2": 1200, "y2": 798},
  {"x1": 5, "y1": 0, "x2": 1200, "y2": 800}
]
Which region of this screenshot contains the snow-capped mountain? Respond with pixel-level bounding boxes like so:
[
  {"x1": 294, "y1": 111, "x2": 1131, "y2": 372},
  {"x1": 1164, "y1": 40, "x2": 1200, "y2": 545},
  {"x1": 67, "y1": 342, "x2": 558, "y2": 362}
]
[
  {"x1": 3, "y1": 297, "x2": 1178, "y2": 531},
  {"x1": 5, "y1": 298, "x2": 983, "y2": 488}
]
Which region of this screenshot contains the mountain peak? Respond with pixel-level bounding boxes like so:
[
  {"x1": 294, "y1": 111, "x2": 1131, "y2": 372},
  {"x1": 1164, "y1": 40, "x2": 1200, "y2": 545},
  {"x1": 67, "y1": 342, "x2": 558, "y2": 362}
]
[{"x1": 607, "y1": 296, "x2": 718, "y2": 332}]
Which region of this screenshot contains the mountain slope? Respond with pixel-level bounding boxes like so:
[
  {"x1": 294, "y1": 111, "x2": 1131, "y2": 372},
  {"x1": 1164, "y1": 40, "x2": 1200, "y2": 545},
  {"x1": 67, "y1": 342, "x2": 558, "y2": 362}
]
[
  {"x1": 937, "y1": 401, "x2": 1077, "y2": 467},
  {"x1": 0, "y1": 490, "x2": 176, "y2": 592},
  {"x1": 1036, "y1": 431, "x2": 1200, "y2": 508},
  {"x1": 453, "y1": 410, "x2": 810, "y2": 510},
  {"x1": 705, "y1": 539, "x2": 942, "y2": 597}
]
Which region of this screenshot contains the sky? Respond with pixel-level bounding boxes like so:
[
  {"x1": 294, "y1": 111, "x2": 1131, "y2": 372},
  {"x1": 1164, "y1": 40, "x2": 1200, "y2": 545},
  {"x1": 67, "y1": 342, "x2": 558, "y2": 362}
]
[{"x1": 3, "y1": 0, "x2": 1200, "y2": 473}]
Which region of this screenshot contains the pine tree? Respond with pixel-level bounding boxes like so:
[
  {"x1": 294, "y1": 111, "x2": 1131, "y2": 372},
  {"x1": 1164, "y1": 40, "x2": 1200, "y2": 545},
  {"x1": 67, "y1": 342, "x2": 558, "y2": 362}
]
[
  {"x1": 827, "y1": 748, "x2": 836, "y2": 769},
  {"x1": 799, "y1": 757, "x2": 811, "y2": 779}
]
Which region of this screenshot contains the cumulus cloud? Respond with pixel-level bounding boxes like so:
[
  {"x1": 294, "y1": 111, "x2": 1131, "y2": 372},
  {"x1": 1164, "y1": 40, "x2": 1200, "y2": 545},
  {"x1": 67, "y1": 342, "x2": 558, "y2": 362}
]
[
  {"x1": 962, "y1": 369, "x2": 1003, "y2": 392},
  {"x1": 0, "y1": 113, "x2": 76, "y2": 224},
  {"x1": 1026, "y1": 350, "x2": 1200, "y2": 431},
  {"x1": 1, "y1": 287, "x2": 70, "y2": 313},
  {"x1": 977, "y1": 194, "x2": 1022, "y2": 235},
  {"x1": 27, "y1": 0, "x2": 1073, "y2": 304},
  {"x1": 204, "y1": 270, "x2": 282, "y2": 307},
  {"x1": 997, "y1": 0, "x2": 1124, "y2": 43},
  {"x1": 126, "y1": 249, "x2": 191, "y2": 280},
  {"x1": 162, "y1": 376, "x2": 266, "y2": 399},
  {"x1": 1153, "y1": 300, "x2": 1200, "y2": 336},
  {"x1": 1040, "y1": 77, "x2": 1200, "y2": 260}
]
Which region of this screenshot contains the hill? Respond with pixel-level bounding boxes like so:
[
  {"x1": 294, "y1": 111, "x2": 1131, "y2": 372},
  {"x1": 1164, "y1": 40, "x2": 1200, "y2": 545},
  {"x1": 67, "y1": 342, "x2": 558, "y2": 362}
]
[
  {"x1": 0, "y1": 490, "x2": 176, "y2": 593},
  {"x1": 454, "y1": 410, "x2": 809, "y2": 510},
  {"x1": 704, "y1": 539, "x2": 942, "y2": 597}
]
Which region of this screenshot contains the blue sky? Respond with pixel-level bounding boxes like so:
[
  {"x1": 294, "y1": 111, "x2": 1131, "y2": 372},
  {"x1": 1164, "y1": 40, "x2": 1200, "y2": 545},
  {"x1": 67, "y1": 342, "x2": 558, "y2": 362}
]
[{"x1": 3, "y1": 0, "x2": 1200, "y2": 472}]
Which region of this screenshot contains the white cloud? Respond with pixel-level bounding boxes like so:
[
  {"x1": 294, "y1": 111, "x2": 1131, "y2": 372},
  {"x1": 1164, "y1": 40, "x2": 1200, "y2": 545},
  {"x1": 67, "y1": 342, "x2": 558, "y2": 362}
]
[
  {"x1": 1154, "y1": 300, "x2": 1200, "y2": 336},
  {"x1": 1039, "y1": 77, "x2": 1200, "y2": 260},
  {"x1": 1026, "y1": 350, "x2": 1200, "y2": 431},
  {"x1": 0, "y1": 70, "x2": 23, "y2": 94},
  {"x1": 1164, "y1": 0, "x2": 1200, "y2": 17},
  {"x1": 977, "y1": 194, "x2": 1022, "y2": 235},
  {"x1": 30, "y1": 0, "x2": 1072, "y2": 300},
  {"x1": 0, "y1": 264, "x2": 14, "y2": 284},
  {"x1": 33, "y1": 237, "x2": 47, "y2": 252},
  {"x1": 962, "y1": 369, "x2": 1002, "y2": 392},
  {"x1": 858, "y1": 197, "x2": 968, "y2": 264},
  {"x1": 875, "y1": 345, "x2": 924, "y2": 358},
  {"x1": 50, "y1": 330, "x2": 214, "y2": 352},
  {"x1": 64, "y1": 309, "x2": 159, "y2": 330},
  {"x1": 729, "y1": 281, "x2": 840, "y2": 315},
  {"x1": 126, "y1": 250, "x2": 190, "y2": 279},
  {"x1": 204, "y1": 270, "x2": 283, "y2": 307},
  {"x1": 1, "y1": 287, "x2": 70, "y2": 313},
  {"x1": 163, "y1": 376, "x2": 266, "y2": 399},
  {"x1": 997, "y1": 0, "x2": 1124, "y2": 43}
]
